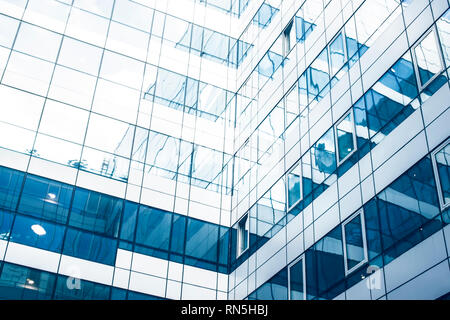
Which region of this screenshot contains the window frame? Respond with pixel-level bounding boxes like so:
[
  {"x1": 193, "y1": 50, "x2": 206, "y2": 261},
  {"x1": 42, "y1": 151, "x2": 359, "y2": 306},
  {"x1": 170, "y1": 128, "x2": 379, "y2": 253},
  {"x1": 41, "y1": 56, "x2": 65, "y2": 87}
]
[
  {"x1": 327, "y1": 29, "x2": 348, "y2": 77},
  {"x1": 282, "y1": 19, "x2": 295, "y2": 58},
  {"x1": 342, "y1": 208, "x2": 368, "y2": 276},
  {"x1": 412, "y1": 26, "x2": 445, "y2": 90},
  {"x1": 236, "y1": 213, "x2": 250, "y2": 257},
  {"x1": 287, "y1": 255, "x2": 306, "y2": 300},
  {"x1": 334, "y1": 108, "x2": 357, "y2": 166},
  {"x1": 431, "y1": 137, "x2": 450, "y2": 211},
  {"x1": 286, "y1": 160, "x2": 303, "y2": 213}
]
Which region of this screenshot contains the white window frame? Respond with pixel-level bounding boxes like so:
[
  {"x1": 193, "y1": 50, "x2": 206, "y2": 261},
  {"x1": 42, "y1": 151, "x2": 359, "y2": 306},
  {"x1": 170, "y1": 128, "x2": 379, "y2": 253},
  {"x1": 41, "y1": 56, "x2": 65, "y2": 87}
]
[
  {"x1": 288, "y1": 255, "x2": 306, "y2": 300},
  {"x1": 237, "y1": 213, "x2": 250, "y2": 257},
  {"x1": 431, "y1": 137, "x2": 450, "y2": 211},
  {"x1": 412, "y1": 26, "x2": 445, "y2": 91},
  {"x1": 342, "y1": 208, "x2": 368, "y2": 276},
  {"x1": 286, "y1": 160, "x2": 303, "y2": 213},
  {"x1": 334, "y1": 108, "x2": 357, "y2": 166}
]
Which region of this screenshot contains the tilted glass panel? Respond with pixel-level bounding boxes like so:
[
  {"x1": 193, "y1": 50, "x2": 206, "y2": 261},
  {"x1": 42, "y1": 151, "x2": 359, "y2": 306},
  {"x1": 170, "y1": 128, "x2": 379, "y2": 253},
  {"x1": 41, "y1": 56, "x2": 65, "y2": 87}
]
[
  {"x1": 0, "y1": 166, "x2": 24, "y2": 211},
  {"x1": 329, "y1": 32, "x2": 346, "y2": 75},
  {"x1": 436, "y1": 10, "x2": 450, "y2": 68},
  {"x1": 237, "y1": 214, "x2": 249, "y2": 255},
  {"x1": 10, "y1": 214, "x2": 65, "y2": 253},
  {"x1": 336, "y1": 112, "x2": 355, "y2": 163},
  {"x1": 63, "y1": 228, "x2": 117, "y2": 266},
  {"x1": 0, "y1": 210, "x2": 14, "y2": 240},
  {"x1": 343, "y1": 213, "x2": 366, "y2": 272},
  {"x1": 0, "y1": 263, "x2": 56, "y2": 300},
  {"x1": 434, "y1": 142, "x2": 450, "y2": 208},
  {"x1": 69, "y1": 188, "x2": 123, "y2": 237},
  {"x1": 135, "y1": 206, "x2": 172, "y2": 251},
  {"x1": 414, "y1": 29, "x2": 443, "y2": 87},
  {"x1": 287, "y1": 162, "x2": 302, "y2": 210},
  {"x1": 18, "y1": 175, "x2": 73, "y2": 224},
  {"x1": 289, "y1": 258, "x2": 304, "y2": 300}
]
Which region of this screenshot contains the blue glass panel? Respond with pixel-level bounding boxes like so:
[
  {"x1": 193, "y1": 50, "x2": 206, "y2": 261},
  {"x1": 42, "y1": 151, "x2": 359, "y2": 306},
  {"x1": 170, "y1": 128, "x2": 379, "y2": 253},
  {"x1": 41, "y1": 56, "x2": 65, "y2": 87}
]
[
  {"x1": 69, "y1": 188, "x2": 123, "y2": 237},
  {"x1": 0, "y1": 210, "x2": 14, "y2": 240},
  {"x1": 10, "y1": 214, "x2": 65, "y2": 253},
  {"x1": 120, "y1": 202, "x2": 138, "y2": 242},
  {"x1": 17, "y1": 175, "x2": 73, "y2": 224},
  {"x1": 185, "y1": 219, "x2": 218, "y2": 264},
  {"x1": 0, "y1": 166, "x2": 24, "y2": 211},
  {"x1": 253, "y1": 3, "x2": 279, "y2": 28},
  {"x1": 54, "y1": 275, "x2": 110, "y2": 300},
  {"x1": 0, "y1": 263, "x2": 56, "y2": 300},
  {"x1": 255, "y1": 267, "x2": 288, "y2": 300},
  {"x1": 63, "y1": 228, "x2": 117, "y2": 266},
  {"x1": 136, "y1": 206, "x2": 171, "y2": 251},
  {"x1": 170, "y1": 214, "x2": 186, "y2": 256}
]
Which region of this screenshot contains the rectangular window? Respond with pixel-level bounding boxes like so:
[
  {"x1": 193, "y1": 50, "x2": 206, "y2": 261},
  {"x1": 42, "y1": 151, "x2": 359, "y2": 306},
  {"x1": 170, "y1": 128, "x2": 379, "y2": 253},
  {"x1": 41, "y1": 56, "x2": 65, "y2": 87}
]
[
  {"x1": 283, "y1": 20, "x2": 295, "y2": 57},
  {"x1": 328, "y1": 30, "x2": 347, "y2": 76},
  {"x1": 287, "y1": 161, "x2": 302, "y2": 212},
  {"x1": 413, "y1": 27, "x2": 444, "y2": 89},
  {"x1": 342, "y1": 209, "x2": 368, "y2": 275},
  {"x1": 237, "y1": 214, "x2": 249, "y2": 257},
  {"x1": 432, "y1": 138, "x2": 450, "y2": 210},
  {"x1": 288, "y1": 256, "x2": 305, "y2": 300},
  {"x1": 335, "y1": 109, "x2": 357, "y2": 165}
]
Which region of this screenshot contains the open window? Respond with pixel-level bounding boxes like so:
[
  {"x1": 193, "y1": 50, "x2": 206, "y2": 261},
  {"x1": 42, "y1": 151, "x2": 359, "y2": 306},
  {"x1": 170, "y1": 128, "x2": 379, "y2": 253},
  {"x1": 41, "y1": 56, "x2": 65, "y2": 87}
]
[
  {"x1": 431, "y1": 138, "x2": 450, "y2": 211},
  {"x1": 334, "y1": 109, "x2": 357, "y2": 166},
  {"x1": 412, "y1": 27, "x2": 444, "y2": 90},
  {"x1": 237, "y1": 213, "x2": 249, "y2": 257},
  {"x1": 342, "y1": 209, "x2": 368, "y2": 276},
  {"x1": 288, "y1": 255, "x2": 306, "y2": 300},
  {"x1": 286, "y1": 161, "x2": 302, "y2": 212},
  {"x1": 283, "y1": 20, "x2": 295, "y2": 57}
]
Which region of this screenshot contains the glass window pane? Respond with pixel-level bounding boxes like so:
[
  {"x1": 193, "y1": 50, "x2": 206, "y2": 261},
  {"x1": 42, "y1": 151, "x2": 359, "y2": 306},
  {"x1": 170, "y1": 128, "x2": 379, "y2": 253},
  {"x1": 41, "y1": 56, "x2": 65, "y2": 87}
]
[
  {"x1": 343, "y1": 212, "x2": 367, "y2": 272},
  {"x1": 0, "y1": 166, "x2": 25, "y2": 212},
  {"x1": 18, "y1": 175, "x2": 73, "y2": 224},
  {"x1": 434, "y1": 142, "x2": 450, "y2": 208},
  {"x1": 0, "y1": 263, "x2": 57, "y2": 300},
  {"x1": 289, "y1": 258, "x2": 304, "y2": 300},
  {"x1": 10, "y1": 214, "x2": 65, "y2": 252},
  {"x1": 336, "y1": 111, "x2": 355, "y2": 163},
  {"x1": 237, "y1": 214, "x2": 249, "y2": 255},
  {"x1": 135, "y1": 206, "x2": 171, "y2": 251},
  {"x1": 414, "y1": 29, "x2": 443, "y2": 87},
  {"x1": 69, "y1": 188, "x2": 123, "y2": 237},
  {"x1": 329, "y1": 32, "x2": 345, "y2": 75},
  {"x1": 185, "y1": 219, "x2": 218, "y2": 263},
  {"x1": 13, "y1": 22, "x2": 62, "y2": 62},
  {"x1": 54, "y1": 275, "x2": 110, "y2": 300},
  {"x1": 287, "y1": 163, "x2": 302, "y2": 210},
  {"x1": 63, "y1": 228, "x2": 117, "y2": 265},
  {"x1": 0, "y1": 210, "x2": 14, "y2": 240}
]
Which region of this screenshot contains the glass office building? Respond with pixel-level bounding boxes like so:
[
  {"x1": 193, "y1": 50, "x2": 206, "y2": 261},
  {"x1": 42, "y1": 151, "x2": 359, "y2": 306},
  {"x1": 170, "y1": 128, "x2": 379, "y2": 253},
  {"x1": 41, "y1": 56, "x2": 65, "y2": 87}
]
[{"x1": 0, "y1": 0, "x2": 449, "y2": 300}]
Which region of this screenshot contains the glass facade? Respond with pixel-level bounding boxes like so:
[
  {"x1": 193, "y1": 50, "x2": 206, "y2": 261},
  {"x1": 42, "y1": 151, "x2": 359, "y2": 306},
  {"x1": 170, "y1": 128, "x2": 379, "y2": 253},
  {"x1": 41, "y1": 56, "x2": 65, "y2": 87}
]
[{"x1": 0, "y1": 0, "x2": 449, "y2": 300}]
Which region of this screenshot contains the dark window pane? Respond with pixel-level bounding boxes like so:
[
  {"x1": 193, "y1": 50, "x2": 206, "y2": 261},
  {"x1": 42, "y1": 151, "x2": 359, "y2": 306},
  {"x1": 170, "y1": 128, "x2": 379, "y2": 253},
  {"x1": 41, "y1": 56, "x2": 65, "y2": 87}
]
[
  {"x1": 0, "y1": 167, "x2": 24, "y2": 211},
  {"x1": 10, "y1": 214, "x2": 65, "y2": 253},
  {"x1": 343, "y1": 213, "x2": 366, "y2": 271},
  {"x1": 136, "y1": 206, "x2": 171, "y2": 251},
  {"x1": 185, "y1": 219, "x2": 218, "y2": 264},
  {"x1": 54, "y1": 275, "x2": 110, "y2": 300},
  {"x1": 434, "y1": 143, "x2": 450, "y2": 208},
  {"x1": 69, "y1": 188, "x2": 123, "y2": 237},
  {"x1": 18, "y1": 175, "x2": 73, "y2": 224},
  {"x1": 63, "y1": 228, "x2": 117, "y2": 266},
  {"x1": 0, "y1": 263, "x2": 56, "y2": 300},
  {"x1": 120, "y1": 202, "x2": 138, "y2": 241},
  {"x1": 0, "y1": 210, "x2": 14, "y2": 240},
  {"x1": 289, "y1": 259, "x2": 304, "y2": 300}
]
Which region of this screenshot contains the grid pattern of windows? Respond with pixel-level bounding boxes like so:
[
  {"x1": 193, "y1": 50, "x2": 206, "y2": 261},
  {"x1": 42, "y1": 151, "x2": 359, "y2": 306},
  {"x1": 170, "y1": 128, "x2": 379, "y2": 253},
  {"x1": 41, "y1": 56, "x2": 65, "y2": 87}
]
[{"x1": 0, "y1": 0, "x2": 449, "y2": 300}]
